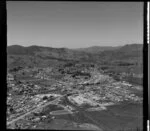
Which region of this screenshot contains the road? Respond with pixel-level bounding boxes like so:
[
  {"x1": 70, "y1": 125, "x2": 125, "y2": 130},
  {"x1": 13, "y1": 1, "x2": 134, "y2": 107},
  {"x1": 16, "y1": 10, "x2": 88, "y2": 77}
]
[
  {"x1": 50, "y1": 110, "x2": 72, "y2": 115},
  {"x1": 7, "y1": 96, "x2": 62, "y2": 126}
]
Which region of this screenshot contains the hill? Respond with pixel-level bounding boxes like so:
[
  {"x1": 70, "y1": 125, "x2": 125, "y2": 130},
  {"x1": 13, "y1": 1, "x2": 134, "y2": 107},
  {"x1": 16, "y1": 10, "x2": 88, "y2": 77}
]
[
  {"x1": 97, "y1": 44, "x2": 143, "y2": 64},
  {"x1": 74, "y1": 46, "x2": 121, "y2": 54},
  {"x1": 7, "y1": 44, "x2": 143, "y2": 72}
]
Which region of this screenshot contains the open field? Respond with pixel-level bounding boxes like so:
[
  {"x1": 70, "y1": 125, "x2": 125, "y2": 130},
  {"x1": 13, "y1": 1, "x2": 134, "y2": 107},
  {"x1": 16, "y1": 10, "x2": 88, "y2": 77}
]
[{"x1": 53, "y1": 102, "x2": 143, "y2": 131}]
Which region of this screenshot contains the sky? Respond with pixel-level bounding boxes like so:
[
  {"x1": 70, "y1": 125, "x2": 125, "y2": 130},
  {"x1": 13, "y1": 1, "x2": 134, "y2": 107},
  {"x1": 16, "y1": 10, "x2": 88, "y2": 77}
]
[{"x1": 7, "y1": 2, "x2": 143, "y2": 48}]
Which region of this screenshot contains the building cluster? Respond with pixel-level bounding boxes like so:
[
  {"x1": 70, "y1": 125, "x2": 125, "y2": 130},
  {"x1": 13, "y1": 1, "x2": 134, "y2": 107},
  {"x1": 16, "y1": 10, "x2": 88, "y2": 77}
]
[
  {"x1": 7, "y1": 63, "x2": 143, "y2": 129},
  {"x1": 7, "y1": 93, "x2": 61, "y2": 123}
]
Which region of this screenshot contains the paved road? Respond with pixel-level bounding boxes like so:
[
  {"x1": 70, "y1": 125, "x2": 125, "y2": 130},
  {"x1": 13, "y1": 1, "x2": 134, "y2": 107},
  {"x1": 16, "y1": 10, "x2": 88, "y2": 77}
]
[{"x1": 7, "y1": 96, "x2": 62, "y2": 126}]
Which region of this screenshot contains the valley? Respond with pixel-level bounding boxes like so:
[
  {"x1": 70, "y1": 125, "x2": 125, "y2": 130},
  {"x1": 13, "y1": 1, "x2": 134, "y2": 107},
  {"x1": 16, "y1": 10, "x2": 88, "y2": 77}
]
[{"x1": 7, "y1": 44, "x2": 143, "y2": 130}]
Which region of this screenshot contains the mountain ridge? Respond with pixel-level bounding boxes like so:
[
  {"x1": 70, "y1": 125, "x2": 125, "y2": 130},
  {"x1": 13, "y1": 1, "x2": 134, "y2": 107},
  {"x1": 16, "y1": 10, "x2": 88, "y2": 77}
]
[{"x1": 7, "y1": 44, "x2": 143, "y2": 69}]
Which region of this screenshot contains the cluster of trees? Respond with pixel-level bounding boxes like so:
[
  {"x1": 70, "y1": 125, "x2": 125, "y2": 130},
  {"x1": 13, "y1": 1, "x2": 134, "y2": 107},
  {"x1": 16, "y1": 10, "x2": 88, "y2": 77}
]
[
  {"x1": 64, "y1": 62, "x2": 75, "y2": 67},
  {"x1": 117, "y1": 62, "x2": 135, "y2": 66},
  {"x1": 72, "y1": 71, "x2": 91, "y2": 78},
  {"x1": 9, "y1": 66, "x2": 23, "y2": 72}
]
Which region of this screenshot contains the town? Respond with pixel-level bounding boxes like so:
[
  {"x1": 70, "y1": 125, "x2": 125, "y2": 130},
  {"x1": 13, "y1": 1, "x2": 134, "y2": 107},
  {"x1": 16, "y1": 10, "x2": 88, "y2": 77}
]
[{"x1": 7, "y1": 62, "x2": 143, "y2": 129}]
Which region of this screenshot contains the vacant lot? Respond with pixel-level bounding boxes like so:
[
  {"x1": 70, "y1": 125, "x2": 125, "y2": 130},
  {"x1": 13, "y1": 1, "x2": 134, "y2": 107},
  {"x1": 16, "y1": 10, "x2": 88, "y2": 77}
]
[{"x1": 52, "y1": 102, "x2": 143, "y2": 131}]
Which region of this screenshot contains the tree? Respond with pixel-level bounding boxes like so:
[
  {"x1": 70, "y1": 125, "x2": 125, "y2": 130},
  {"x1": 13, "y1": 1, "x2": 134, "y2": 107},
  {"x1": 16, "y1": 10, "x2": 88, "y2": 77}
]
[
  {"x1": 43, "y1": 96, "x2": 48, "y2": 100},
  {"x1": 9, "y1": 107, "x2": 15, "y2": 114}
]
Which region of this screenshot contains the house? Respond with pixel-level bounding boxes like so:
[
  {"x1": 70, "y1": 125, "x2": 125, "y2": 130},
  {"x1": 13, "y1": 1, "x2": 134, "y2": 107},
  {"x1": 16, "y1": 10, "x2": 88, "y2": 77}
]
[{"x1": 7, "y1": 73, "x2": 14, "y2": 81}]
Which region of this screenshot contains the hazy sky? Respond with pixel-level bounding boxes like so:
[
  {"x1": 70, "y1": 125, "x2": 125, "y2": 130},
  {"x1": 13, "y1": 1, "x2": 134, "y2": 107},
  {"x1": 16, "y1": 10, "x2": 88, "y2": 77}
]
[{"x1": 7, "y1": 2, "x2": 143, "y2": 48}]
